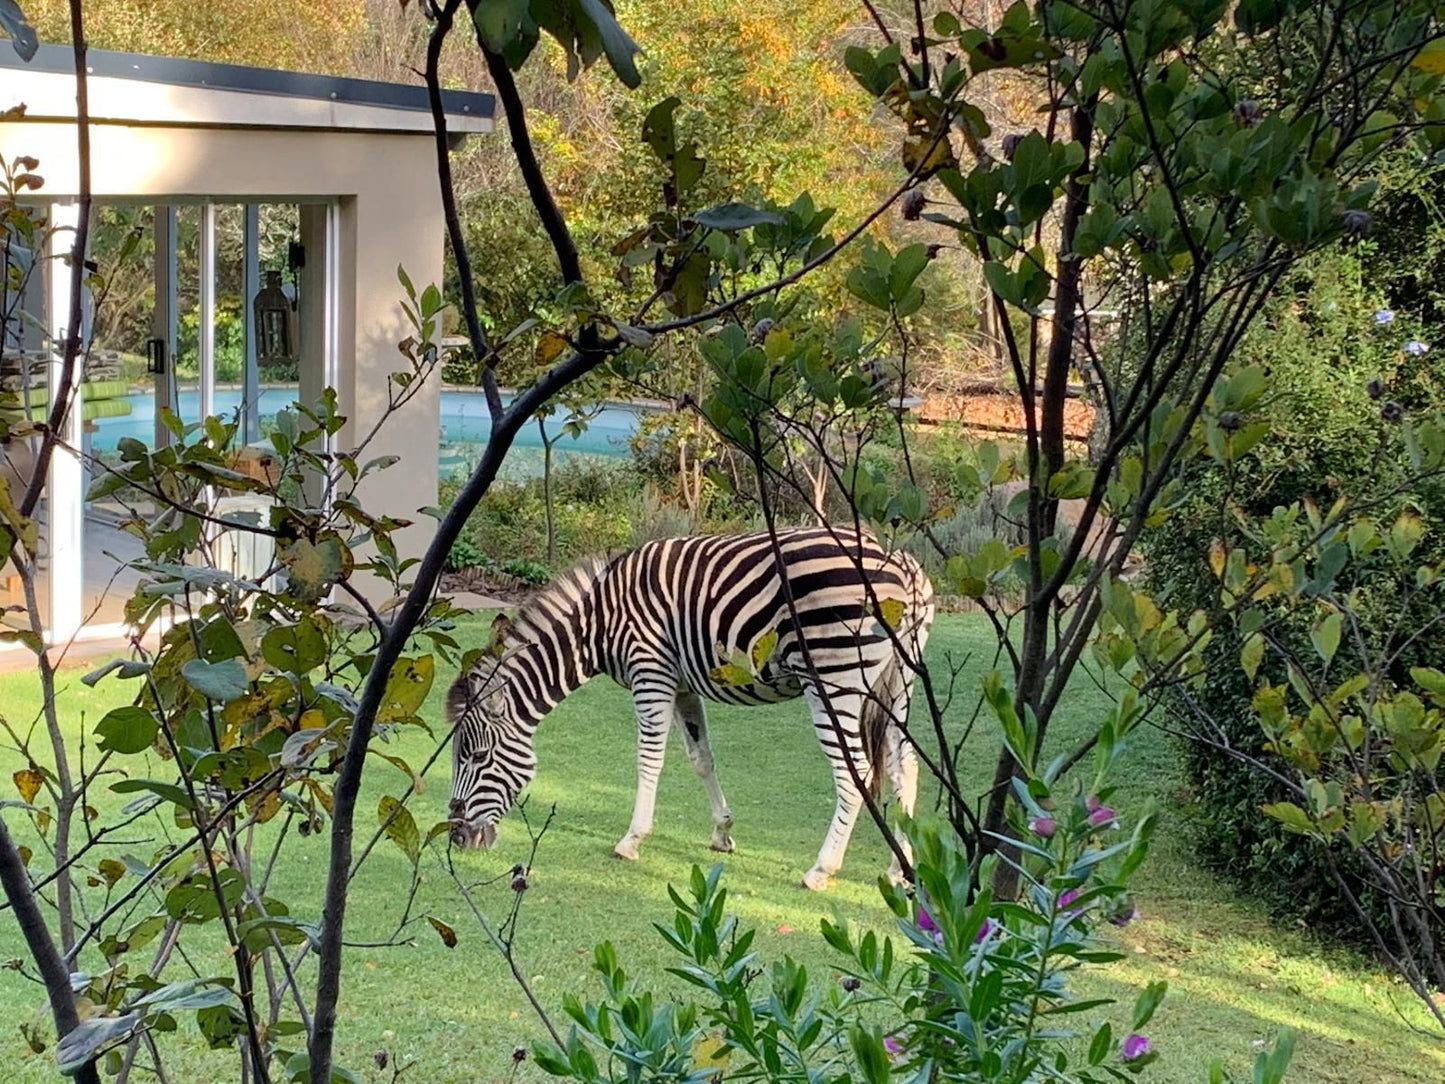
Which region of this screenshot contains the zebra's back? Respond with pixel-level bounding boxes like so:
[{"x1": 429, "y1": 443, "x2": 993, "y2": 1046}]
[{"x1": 595, "y1": 527, "x2": 934, "y2": 705}]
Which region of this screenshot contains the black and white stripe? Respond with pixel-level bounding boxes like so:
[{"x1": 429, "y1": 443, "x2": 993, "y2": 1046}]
[{"x1": 447, "y1": 526, "x2": 934, "y2": 888}]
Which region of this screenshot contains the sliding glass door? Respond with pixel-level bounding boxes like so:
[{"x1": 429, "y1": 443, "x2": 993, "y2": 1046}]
[{"x1": 1, "y1": 197, "x2": 337, "y2": 640}]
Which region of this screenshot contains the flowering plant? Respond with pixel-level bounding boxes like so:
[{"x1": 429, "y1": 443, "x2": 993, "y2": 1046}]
[{"x1": 532, "y1": 808, "x2": 1296, "y2": 1082}]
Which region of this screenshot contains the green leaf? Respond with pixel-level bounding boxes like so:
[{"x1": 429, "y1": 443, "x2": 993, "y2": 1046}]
[
  {"x1": 472, "y1": 0, "x2": 535, "y2": 56},
  {"x1": 1261, "y1": 801, "x2": 1314, "y2": 835},
  {"x1": 693, "y1": 203, "x2": 785, "y2": 231},
  {"x1": 1411, "y1": 667, "x2": 1445, "y2": 698},
  {"x1": 262, "y1": 619, "x2": 327, "y2": 675},
  {"x1": 0, "y1": 0, "x2": 39, "y2": 62},
  {"x1": 1088, "y1": 1021, "x2": 1113, "y2": 1065},
  {"x1": 111, "y1": 778, "x2": 194, "y2": 810},
  {"x1": 95, "y1": 707, "x2": 159, "y2": 755},
  {"x1": 573, "y1": 0, "x2": 643, "y2": 88},
  {"x1": 55, "y1": 1013, "x2": 141, "y2": 1075},
  {"x1": 1132, "y1": 980, "x2": 1167, "y2": 1030},
  {"x1": 1240, "y1": 633, "x2": 1264, "y2": 682},
  {"x1": 1311, "y1": 612, "x2": 1342, "y2": 664},
  {"x1": 181, "y1": 659, "x2": 249, "y2": 703}
]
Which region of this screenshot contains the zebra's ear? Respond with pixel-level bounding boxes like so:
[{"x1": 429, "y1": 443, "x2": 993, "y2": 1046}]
[{"x1": 488, "y1": 612, "x2": 514, "y2": 657}]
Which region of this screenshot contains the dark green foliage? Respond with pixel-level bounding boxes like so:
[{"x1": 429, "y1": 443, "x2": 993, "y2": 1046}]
[{"x1": 1145, "y1": 227, "x2": 1445, "y2": 946}]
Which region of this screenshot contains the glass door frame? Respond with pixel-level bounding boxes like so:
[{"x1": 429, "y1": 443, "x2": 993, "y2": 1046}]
[{"x1": 46, "y1": 196, "x2": 341, "y2": 644}]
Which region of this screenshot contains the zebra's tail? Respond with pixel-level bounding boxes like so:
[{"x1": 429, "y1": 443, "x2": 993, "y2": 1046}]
[{"x1": 858, "y1": 657, "x2": 904, "y2": 799}]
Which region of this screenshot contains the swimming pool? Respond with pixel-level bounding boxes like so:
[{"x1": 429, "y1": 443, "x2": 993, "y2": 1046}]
[{"x1": 88, "y1": 387, "x2": 646, "y2": 476}]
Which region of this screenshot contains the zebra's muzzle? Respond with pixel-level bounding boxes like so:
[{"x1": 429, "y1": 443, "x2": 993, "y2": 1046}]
[{"x1": 450, "y1": 819, "x2": 497, "y2": 849}]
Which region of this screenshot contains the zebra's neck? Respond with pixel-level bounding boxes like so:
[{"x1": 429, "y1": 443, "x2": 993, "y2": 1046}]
[{"x1": 497, "y1": 560, "x2": 607, "y2": 721}]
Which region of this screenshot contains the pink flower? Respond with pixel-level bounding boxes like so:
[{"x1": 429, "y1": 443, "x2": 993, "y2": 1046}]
[
  {"x1": 1029, "y1": 816, "x2": 1056, "y2": 838},
  {"x1": 1058, "y1": 888, "x2": 1085, "y2": 917},
  {"x1": 1087, "y1": 804, "x2": 1118, "y2": 829},
  {"x1": 883, "y1": 1035, "x2": 902, "y2": 1056},
  {"x1": 1121, "y1": 1033, "x2": 1151, "y2": 1061}
]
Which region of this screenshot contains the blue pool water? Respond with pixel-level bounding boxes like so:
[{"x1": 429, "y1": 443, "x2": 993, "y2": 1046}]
[{"x1": 88, "y1": 388, "x2": 644, "y2": 475}]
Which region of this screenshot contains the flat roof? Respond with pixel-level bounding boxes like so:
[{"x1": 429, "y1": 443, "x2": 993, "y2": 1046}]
[{"x1": 2, "y1": 43, "x2": 494, "y2": 134}]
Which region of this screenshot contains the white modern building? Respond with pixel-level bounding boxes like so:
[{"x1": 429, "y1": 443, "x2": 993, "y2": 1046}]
[{"x1": 1, "y1": 43, "x2": 493, "y2": 642}]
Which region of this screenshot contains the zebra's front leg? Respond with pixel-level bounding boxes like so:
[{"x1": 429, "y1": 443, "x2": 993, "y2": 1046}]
[
  {"x1": 802, "y1": 693, "x2": 870, "y2": 891},
  {"x1": 674, "y1": 691, "x2": 735, "y2": 853},
  {"x1": 614, "y1": 689, "x2": 674, "y2": 861}
]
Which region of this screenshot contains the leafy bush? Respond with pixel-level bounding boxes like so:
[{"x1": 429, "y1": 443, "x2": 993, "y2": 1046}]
[
  {"x1": 534, "y1": 812, "x2": 1296, "y2": 1084},
  {"x1": 500, "y1": 557, "x2": 552, "y2": 585},
  {"x1": 1144, "y1": 250, "x2": 1445, "y2": 947},
  {"x1": 445, "y1": 459, "x2": 640, "y2": 570},
  {"x1": 446, "y1": 536, "x2": 493, "y2": 573}
]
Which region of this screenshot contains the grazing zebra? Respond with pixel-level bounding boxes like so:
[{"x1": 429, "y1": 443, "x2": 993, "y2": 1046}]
[{"x1": 446, "y1": 527, "x2": 935, "y2": 889}]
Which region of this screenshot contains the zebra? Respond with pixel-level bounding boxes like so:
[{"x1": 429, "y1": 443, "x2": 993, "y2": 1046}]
[{"x1": 445, "y1": 526, "x2": 935, "y2": 889}]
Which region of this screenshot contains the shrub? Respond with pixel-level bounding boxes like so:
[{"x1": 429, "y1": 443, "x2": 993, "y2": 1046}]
[
  {"x1": 499, "y1": 557, "x2": 551, "y2": 585},
  {"x1": 1144, "y1": 250, "x2": 1445, "y2": 947},
  {"x1": 446, "y1": 458, "x2": 640, "y2": 571},
  {"x1": 446, "y1": 536, "x2": 493, "y2": 573},
  {"x1": 534, "y1": 816, "x2": 1296, "y2": 1084}
]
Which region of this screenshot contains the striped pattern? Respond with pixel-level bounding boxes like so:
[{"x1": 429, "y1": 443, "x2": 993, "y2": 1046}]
[{"x1": 447, "y1": 527, "x2": 934, "y2": 888}]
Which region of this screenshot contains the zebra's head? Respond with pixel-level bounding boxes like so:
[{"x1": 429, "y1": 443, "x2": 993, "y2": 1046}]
[{"x1": 446, "y1": 617, "x2": 536, "y2": 848}]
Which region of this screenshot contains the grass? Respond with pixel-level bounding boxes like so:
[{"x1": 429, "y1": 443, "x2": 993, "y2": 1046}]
[{"x1": 1, "y1": 613, "x2": 1442, "y2": 1082}]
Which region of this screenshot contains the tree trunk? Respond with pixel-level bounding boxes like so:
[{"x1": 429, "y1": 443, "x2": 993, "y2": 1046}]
[{"x1": 983, "y1": 100, "x2": 1095, "y2": 901}]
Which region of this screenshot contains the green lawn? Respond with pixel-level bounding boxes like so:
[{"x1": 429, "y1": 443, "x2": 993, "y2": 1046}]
[{"x1": 1, "y1": 614, "x2": 1441, "y2": 1082}]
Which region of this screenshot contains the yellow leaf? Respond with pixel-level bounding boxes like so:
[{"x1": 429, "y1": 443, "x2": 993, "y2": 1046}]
[
  {"x1": 535, "y1": 331, "x2": 569, "y2": 365},
  {"x1": 1207, "y1": 538, "x2": 1227, "y2": 579},
  {"x1": 12, "y1": 768, "x2": 41, "y2": 804},
  {"x1": 709, "y1": 663, "x2": 753, "y2": 687},
  {"x1": 1413, "y1": 40, "x2": 1445, "y2": 74},
  {"x1": 692, "y1": 1033, "x2": 731, "y2": 1068},
  {"x1": 750, "y1": 629, "x2": 779, "y2": 672},
  {"x1": 876, "y1": 598, "x2": 906, "y2": 630}
]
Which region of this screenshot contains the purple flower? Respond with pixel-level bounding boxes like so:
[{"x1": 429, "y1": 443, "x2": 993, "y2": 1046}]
[
  {"x1": 1404, "y1": 340, "x2": 1431, "y2": 356},
  {"x1": 1121, "y1": 1034, "x2": 1151, "y2": 1061},
  {"x1": 1058, "y1": 888, "x2": 1084, "y2": 916},
  {"x1": 1109, "y1": 900, "x2": 1141, "y2": 927},
  {"x1": 916, "y1": 903, "x2": 939, "y2": 935},
  {"x1": 884, "y1": 1035, "x2": 903, "y2": 1056},
  {"x1": 1088, "y1": 804, "x2": 1119, "y2": 829},
  {"x1": 1374, "y1": 309, "x2": 1395, "y2": 325},
  {"x1": 1029, "y1": 816, "x2": 1057, "y2": 838},
  {"x1": 973, "y1": 918, "x2": 994, "y2": 944}
]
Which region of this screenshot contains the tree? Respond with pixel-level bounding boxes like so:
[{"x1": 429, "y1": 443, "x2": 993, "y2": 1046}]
[{"x1": 684, "y1": 0, "x2": 1445, "y2": 1003}]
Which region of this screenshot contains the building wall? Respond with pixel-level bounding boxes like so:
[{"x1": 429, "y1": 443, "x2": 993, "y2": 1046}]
[{"x1": 0, "y1": 121, "x2": 449, "y2": 605}]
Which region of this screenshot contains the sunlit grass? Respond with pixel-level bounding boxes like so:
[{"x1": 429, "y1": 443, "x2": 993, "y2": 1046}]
[{"x1": 0, "y1": 614, "x2": 1440, "y2": 1082}]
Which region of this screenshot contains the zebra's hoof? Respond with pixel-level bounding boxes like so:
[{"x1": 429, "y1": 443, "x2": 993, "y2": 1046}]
[
  {"x1": 709, "y1": 832, "x2": 735, "y2": 853},
  {"x1": 799, "y1": 868, "x2": 832, "y2": 891},
  {"x1": 613, "y1": 837, "x2": 642, "y2": 861}
]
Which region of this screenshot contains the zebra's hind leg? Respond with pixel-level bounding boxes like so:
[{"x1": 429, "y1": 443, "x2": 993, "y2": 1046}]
[
  {"x1": 883, "y1": 680, "x2": 920, "y2": 885},
  {"x1": 674, "y1": 691, "x2": 735, "y2": 852},
  {"x1": 614, "y1": 686, "x2": 675, "y2": 861},
  {"x1": 801, "y1": 690, "x2": 872, "y2": 891},
  {"x1": 884, "y1": 720, "x2": 919, "y2": 884}
]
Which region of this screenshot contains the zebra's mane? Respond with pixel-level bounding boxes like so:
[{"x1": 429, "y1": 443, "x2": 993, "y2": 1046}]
[{"x1": 502, "y1": 553, "x2": 611, "y2": 649}]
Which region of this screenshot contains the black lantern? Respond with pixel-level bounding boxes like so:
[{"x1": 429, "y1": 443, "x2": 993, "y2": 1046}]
[{"x1": 253, "y1": 270, "x2": 296, "y2": 364}]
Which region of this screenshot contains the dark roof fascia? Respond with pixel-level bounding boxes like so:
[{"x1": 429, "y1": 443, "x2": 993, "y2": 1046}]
[{"x1": 1, "y1": 43, "x2": 494, "y2": 120}]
